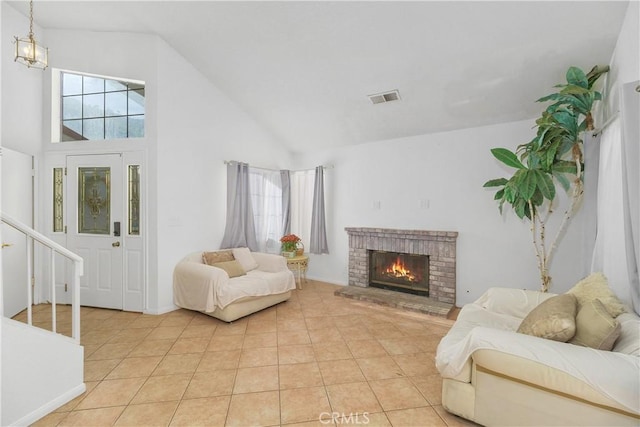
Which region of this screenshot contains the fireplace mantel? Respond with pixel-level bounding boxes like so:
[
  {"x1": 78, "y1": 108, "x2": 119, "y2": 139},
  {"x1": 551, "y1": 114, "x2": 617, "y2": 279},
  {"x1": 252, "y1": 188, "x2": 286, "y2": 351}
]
[{"x1": 345, "y1": 227, "x2": 457, "y2": 305}]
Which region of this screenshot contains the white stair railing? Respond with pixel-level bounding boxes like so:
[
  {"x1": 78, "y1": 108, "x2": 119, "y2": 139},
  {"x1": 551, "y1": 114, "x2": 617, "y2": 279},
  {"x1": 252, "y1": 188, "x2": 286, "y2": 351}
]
[{"x1": 1, "y1": 212, "x2": 83, "y2": 343}]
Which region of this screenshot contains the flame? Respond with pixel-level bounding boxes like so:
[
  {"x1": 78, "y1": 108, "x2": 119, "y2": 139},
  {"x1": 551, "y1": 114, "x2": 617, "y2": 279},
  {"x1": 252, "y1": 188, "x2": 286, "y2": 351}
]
[{"x1": 383, "y1": 257, "x2": 417, "y2": 282}]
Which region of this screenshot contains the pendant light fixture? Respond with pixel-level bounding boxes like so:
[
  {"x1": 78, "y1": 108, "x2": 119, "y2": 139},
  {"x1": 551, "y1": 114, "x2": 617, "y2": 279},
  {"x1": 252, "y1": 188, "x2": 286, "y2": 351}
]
[{"x1": 14, "y1": 0, "x2": 48, "y2": 69}]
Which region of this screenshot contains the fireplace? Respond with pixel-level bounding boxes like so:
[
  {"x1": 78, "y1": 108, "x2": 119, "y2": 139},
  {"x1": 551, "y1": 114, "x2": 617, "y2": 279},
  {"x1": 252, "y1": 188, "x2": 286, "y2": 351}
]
[
  {"x1": 369, "y1": 251, "x2": 429, "y2": 296},
  {"x1": 345, "y1": 227, "x2": 457, "y2": 305}
]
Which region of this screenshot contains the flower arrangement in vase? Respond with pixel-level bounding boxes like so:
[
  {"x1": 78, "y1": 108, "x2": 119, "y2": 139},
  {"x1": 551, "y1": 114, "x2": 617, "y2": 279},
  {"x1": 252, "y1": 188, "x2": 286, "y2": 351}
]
[{"x1": 280, "y1": 234, "x2": 301, "y2": 257}]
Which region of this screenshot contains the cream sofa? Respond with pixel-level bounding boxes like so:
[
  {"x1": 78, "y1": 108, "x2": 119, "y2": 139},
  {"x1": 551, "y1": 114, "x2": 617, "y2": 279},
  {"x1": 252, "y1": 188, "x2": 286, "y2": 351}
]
[
  {"x1": 173, "y1": 248, "x2": 296, "y2": 322},
  {"x1": 436, "y1": 287, "x2": 640, "y2": 426}
]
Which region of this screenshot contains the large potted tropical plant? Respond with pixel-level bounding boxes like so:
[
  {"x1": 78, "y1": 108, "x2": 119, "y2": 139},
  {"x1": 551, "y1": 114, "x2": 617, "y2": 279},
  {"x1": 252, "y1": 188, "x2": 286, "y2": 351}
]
[{"x1": 484, "y1": 65, "x2": 609, "y2": 292}]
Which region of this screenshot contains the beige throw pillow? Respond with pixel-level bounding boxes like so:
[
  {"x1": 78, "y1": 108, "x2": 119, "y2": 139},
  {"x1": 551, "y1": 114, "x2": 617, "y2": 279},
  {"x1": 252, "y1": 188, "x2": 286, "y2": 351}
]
[
  {"x1": 202, "y1": 250, "x2": 234, "y2": 265},
  {"x1": 212, "y1": 260, "x2": 246, "y2": 278},
  {"x1": 517, "y1": 294, "x2": 577, "y2": 342},
  {"x1": 566, "y1": 272, "x2": 626, "y2": 318},
  {"x1": 570, "y1": 299, "x2": 621, "y2": 351}
]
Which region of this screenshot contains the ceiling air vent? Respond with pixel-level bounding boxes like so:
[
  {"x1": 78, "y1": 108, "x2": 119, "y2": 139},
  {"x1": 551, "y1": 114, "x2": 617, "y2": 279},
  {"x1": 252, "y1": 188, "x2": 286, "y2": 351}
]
[{"x1": 368, "y1": 90, "x2": 401, "y2": 105}]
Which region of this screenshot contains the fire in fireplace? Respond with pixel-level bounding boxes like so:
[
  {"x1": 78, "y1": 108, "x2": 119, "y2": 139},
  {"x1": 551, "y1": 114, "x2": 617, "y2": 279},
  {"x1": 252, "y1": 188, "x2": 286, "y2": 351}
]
[{"x1": 369, "y1": 250, "x2": 429, "y2": 296}]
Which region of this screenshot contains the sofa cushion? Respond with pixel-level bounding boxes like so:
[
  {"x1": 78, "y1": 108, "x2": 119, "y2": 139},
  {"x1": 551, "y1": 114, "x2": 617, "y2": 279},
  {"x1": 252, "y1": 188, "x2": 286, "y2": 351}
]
[
  {"x1": 612, "y1": 312, "x2": 640, "y2": 356},
  {"x1": 203, "y1": 250, "x2": 234, "y2": 265},
  {"x1": 517, "y1": 294, "x2": 577, "y2": 342},
  {"x1": 566, "y1": 272, "x2": 626, "y2": 317},
  {"x1": 212, "y1": 260, "x2": 246, "y2": 278},
  {"x1": 232, "y1": 247, "x2": 259, "y2": 272},
  {"x1": 570, "y1": 298, "x2": 621, "y2": 351}
]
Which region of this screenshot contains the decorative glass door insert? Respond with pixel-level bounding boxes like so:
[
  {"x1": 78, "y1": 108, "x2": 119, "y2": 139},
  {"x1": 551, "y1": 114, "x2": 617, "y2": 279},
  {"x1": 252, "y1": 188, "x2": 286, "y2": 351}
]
[
  {"x1": 78, "y1": 167, "x2": 111, "y2": 234},
  {"x1": 128, "y1": 165, "x2": 140, "y2": 235},
  {"x1": 53, "y1": 167, "x2": 64, "y2": 232}
]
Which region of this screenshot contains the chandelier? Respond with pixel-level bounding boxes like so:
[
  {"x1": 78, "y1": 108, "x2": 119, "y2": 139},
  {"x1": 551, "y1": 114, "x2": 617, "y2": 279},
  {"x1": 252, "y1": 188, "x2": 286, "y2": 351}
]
[{"x1": 14, "y1": 0, "x2": 48, "y2": 69}]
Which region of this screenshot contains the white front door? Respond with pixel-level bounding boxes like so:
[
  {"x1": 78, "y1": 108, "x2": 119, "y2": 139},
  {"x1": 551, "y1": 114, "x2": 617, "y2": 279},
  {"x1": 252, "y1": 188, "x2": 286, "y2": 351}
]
[
  {"x1": 1, "y1": 148, "x2": 34, "y2": 318},
  {"x1": 66, "y1": 154, "x2": 123, "y2": 310}
]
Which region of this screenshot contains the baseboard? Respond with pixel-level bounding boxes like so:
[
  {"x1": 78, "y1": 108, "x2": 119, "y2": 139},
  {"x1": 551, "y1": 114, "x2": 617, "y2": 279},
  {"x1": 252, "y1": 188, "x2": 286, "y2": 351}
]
[
  {"x1": 144, "y1": 304, "x2": 180, "y2": 315},
  {"x1": 306, "y1": 275, "x2": 348, "y2": 286},
  {"x1": 10, "y1": 383, "x2": 86, "y2": 427}
]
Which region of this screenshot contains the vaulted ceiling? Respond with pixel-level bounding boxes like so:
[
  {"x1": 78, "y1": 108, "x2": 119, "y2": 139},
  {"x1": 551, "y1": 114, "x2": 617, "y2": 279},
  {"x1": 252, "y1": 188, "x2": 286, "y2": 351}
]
[{"x1": 8, "y1": 1, "x2": 630, "y2": 153}]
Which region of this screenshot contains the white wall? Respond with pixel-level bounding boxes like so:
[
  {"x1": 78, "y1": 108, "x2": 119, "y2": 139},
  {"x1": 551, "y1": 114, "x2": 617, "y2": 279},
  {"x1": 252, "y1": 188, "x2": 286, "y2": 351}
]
[
  {"x1": 34, "y1": 29, "x2": 293, "y2": 313},
  {"x1": 153, "y1": 38, "x2": 292, "y2": 312},
  {"x1": 293, "y1": 3, "x2": 640, "y2": 307},
  {"x1": 40, "y1": 30, "x2": 159, "y2": 148},
  {"x1": 1, "y1": 2, "x2": 43, "y2": 155},
  {"x1": 1, "y1": 318, "x2": 84, "y2": 426},
  {"x1": 295, "y1": 119, "x2": 594, "y2": 306},
  {"x1": 0, "y1": 2, "x2": 4, "y2": 419},
  {"x1": 37, "y1": 28, "x2": 159, "y2": 312},
  {"x1": 2, "y1": 1, "x2": 635, "y2": 311},
  {"x1": 603, "y1": 1, "x2": 639, "y2": 118},
  {"x1": 2, "y1": 15, "x2": 292, "y2": 313}
]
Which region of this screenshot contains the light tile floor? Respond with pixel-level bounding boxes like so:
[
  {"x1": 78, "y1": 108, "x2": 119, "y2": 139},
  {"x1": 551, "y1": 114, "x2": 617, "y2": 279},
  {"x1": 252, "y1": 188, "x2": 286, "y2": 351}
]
[{"x1": 16, "y1": 280, "x2": 476, "y2": 427}]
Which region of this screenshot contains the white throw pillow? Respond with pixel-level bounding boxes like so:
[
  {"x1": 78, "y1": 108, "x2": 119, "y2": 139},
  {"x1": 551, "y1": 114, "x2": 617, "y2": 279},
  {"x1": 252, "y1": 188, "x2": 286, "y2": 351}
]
[
  {"x1": 566, "y1": 272, "x2": 626, "y2": 318},
  {"x1": 232, "y1": 247, "x2": 259, "y2": 272}
]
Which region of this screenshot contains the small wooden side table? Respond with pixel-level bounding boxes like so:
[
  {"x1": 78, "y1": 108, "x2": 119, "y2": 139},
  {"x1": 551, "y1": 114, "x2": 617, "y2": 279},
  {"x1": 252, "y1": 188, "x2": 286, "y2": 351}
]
[{"x1": 286, "y1": 255, "x2": 309, "y2": 289}]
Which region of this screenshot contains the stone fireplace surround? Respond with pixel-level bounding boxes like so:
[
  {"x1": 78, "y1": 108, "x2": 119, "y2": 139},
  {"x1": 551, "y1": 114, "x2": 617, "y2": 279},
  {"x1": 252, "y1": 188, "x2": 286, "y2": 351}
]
[{"x1": 345, "y1": 227, "x2": 457, "y2": 305}]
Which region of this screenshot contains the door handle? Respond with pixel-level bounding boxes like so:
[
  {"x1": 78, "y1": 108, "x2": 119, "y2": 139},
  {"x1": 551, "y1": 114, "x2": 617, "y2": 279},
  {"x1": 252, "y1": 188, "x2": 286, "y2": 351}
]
[
  {"x1": 2, "y1": 243, "x2": 13, "y2": 249},
  {"x1": 112, "y1": 241, "x2": 121, "y2": 247}
]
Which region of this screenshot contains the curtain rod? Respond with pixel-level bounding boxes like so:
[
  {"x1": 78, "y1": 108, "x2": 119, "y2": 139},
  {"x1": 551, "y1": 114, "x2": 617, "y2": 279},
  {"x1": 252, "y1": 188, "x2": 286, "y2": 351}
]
[
  {"x1": 592, "y1": 111, "x2": 619, "y2": 137},
  {"x1": 223, "y1": 160, "x2": 333, "y2": 172}
]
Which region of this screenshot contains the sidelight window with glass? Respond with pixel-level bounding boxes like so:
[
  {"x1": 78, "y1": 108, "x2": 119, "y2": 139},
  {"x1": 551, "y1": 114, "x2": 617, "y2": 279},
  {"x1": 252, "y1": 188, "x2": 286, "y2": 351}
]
[
  {"x1": 128, "y1": 165, "x2": 141, "y2": 236},
  {"x1": 52, "y1": 168, "x2": 64, "y2": 232}
]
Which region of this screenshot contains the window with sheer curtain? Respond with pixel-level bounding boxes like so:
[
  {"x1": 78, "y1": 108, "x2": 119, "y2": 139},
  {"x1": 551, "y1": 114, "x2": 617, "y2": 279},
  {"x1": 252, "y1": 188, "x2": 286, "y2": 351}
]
[
  {"x1": 290, "y1": 169, "x2": 315, "y2": 252},
  {"x1": 224, "y1": 165, "x2": 327, "y2": 254},
  {"x1": 249, "y1": 168, "x2": 285, "y2": 253}
]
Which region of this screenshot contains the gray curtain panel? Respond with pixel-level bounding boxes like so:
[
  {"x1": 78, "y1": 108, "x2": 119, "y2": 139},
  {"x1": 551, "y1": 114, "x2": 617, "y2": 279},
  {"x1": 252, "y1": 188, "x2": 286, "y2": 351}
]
[
  {"x1": 280, "y1": 170, "x2": 291, "y2": 235},
  {"x1": 310, "y1": 166, "x2": 329, "y2": 254},
  {"x1": 220, "y1": 161, "x2": 259, "y2": 251}
]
